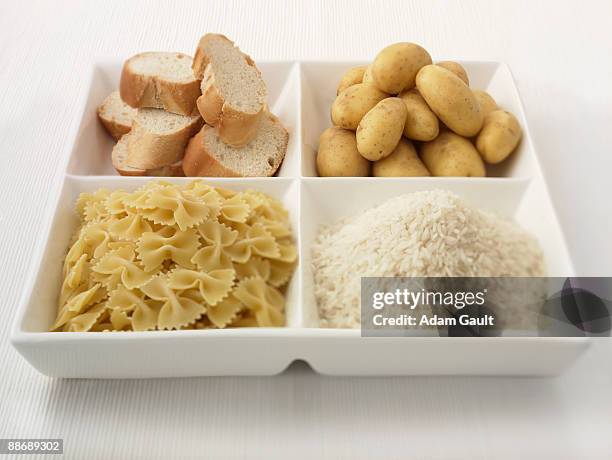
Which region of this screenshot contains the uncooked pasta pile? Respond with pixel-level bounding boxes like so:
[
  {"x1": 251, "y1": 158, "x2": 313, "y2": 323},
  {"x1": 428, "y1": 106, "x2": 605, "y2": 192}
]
[{"x1": 53, "y1": 180, "x2": 297, "y2": 332}]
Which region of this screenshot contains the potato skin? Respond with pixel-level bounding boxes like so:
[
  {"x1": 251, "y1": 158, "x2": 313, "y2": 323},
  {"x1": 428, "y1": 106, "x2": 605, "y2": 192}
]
[
  {"x1": 331, "y1": 83, "x2": 387, "y2": 130},
  {"x1": 436, "y1": 61, "x2": 469, "y2": 85},
  {"x1": 356, "y1": 97, "x2": 408, "y2": 161},
  {"x1": 475, "y1": 110, "x2": 522, "y2": 164},
  {"x1": 337, "y1": 66, "x2": 367, "y2": 95},
  {"x1": 316, "y1": 127, "x2": 371, "y2": 176},
  {"x1": 421, "y1": 131, "x2": 486, "y2": 177},
  {"x1": 416, "y1": 65, "x2": 483, "y2": 137},
  {"x1": 371, "y1": 43, "x2": 432, "y2": 94},
  {"x1": 473, "y1": 90, "x2": 498, "y2": 118},
  {"x1": 373, "y1": 139, "x2": 430, "y2": 177},
  {"x1": 362, "y1": 64, "x2": 375, "y2": 85},
  {"x1": 399, "y1": 88, "x2": 439, "y2": 141}
]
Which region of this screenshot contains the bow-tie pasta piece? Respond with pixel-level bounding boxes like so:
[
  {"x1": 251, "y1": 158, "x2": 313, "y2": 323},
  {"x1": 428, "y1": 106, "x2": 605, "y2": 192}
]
[
  {"x1": 139, "y1": 186, "x2": 212, "y2": 231},
  {"x1": 168, "y1": 268, "x2": 235, "y2": 306},
  {"x1": 243, "y1": 190, "x2": 289, "y2": 224},
  {"x1": 229, "y1": 313, "x2": 260, "y2": 327},
  {"x1": 181, "y1": 180, "x2": 215, "y2": 197},
  {"x1": 62, "y1": 301, "x2": 109, "y2": 332},
  {"x1": 109, "y1": 212, "x2": 153, "y2": 241},
  {"x1": 226, "y1": 224, "x2": 280, "y2": 263},
  {"x1": 252, "y1": 217, "x2": 293, "y2": 239},
  {"x1": 191, "y1": 221, "x2": 238, "y2": 271},
  {"x1": 107, "y1": 285, "x2": 163, "y2": 331},
  {"x1": 109, "y1": 308, "x2": 132, "y2": 331},
  {"x1": 92, "y1": 245, "x2": 158, "y2": 290},
  {"x1": 63, "y1": 238, "x2": 88, "y2": 279},
  {"x1": 181, "y1": 181, "x2": 223, "y2": 218},
  {"x1": 59, "y1": 253, "x2": 90, "y2": 307},
  {"x1": 76, "y1": 189, "x2": 111, "y2": 223},
  {"x1": 207, "y1": 294, "x2": 243, "y2": 328},
  {"x1": 239, "y1": 190, "x2": 267, "y2": 217},
  {"x1": 268, "y1": 259, "x2": 296, "y2": 288},
  {"x1": 234, "y1": 257, "x2": 271, "y2": 281},
  {"x1": 233, "y1": 277, "x2": 286, "y2": 327},
  {"x1": 137, "y1": 226, "x2": 200, "y2": 271},
  {"x1": 219, "y1": 194, "x2": 250, "y2": 223},
  {"x1": 122, "y1": 181, "x2": 178, "y2": 214},
  {"x1": 141, "y1": 275, "x2": 207, "y2": 330},
  {"x1": 52, "y1": 283, "x2": 106, "y2": 331},
  {"x1": 105, "y1": 190, "x2": 131, "y2": 216},
  {"x1": 122, "y1": 187, "x2": 157, "y2": 210},
  {"x1": 269, "y1": 239, "x2": 298, "y2": 264},
  {"x1": 77, "y1": 221, "x2": 114, "y2": 260}
]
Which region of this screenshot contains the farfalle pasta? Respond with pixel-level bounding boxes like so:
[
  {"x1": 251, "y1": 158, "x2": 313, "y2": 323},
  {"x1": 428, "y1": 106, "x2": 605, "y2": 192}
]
[
  {"x1": 51, "y1": 180, "x2": 297, "y2": 332},
  {"x1": 191, "y1": 221, "x2": 238, "y2": 271},
  {"x1": 233, "y1": 277, "x2": 286, "y2": 327},
  {"x1": 136, "y1": 226, "x2": 200, "y2": 271}
]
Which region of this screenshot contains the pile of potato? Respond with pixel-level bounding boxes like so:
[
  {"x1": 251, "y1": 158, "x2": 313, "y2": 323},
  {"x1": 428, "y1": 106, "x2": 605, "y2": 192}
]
[{"x1": 316, "y1": 42, "x2": 523, "y2": 177}]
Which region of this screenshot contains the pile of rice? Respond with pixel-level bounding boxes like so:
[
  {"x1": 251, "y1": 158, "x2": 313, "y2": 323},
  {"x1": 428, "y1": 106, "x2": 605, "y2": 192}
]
[{"x1": 311, "y1": 190, "x2": 545, "y2": 328}]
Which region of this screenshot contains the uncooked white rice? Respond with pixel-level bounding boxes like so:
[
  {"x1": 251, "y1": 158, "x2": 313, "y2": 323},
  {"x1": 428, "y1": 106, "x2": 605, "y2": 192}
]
[{"x1": 311, "y1": 190, "x2": 545, "y2": 328}]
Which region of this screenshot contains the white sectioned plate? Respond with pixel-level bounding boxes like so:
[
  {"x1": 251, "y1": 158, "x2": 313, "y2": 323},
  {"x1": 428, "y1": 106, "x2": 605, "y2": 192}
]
[{"x1": 10, "y1": 59, "x2": 589, "y2": 378}]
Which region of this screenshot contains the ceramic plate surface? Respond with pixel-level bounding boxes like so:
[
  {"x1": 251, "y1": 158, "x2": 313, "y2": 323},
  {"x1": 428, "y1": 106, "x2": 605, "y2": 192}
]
[{"x1": 11, "y1": 60, "x2": 588, "y2": 378}]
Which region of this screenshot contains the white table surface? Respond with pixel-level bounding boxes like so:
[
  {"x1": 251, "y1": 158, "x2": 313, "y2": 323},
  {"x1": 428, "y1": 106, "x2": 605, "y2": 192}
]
[{"x1": 1, "y1": 0, "x2": 612, "y2": 458}]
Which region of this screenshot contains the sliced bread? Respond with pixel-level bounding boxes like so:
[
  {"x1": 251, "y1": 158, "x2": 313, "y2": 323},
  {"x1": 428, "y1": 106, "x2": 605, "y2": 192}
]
[
  {"x1": 112, "y1": 134, "x2": 184, "y2": 176},
  {"x1": 120, "y1": 52, "x2": 201, "y2": 116},
  {"x1": 125, "y1": 108, "x2": 202, "y2": 170},
  {"x1": 183, "y1": 112, "x2": 288, "y2": 177},
  {"x1": 192, "y1": 34, "x2": 267, "y2": 147},
  {"x1": 97, "y1": 91, "x2": 137, "y2": 140}
]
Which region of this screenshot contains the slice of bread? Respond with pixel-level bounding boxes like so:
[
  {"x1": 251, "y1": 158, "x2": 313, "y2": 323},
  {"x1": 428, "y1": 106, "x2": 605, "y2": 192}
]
[
  {"x1": 112, "y1": 134, "x2": 184, "y2": 176},
  {"x1": 97, "y1": 91, "x2": 137, "y2": 140},
  {"x1": 183, "y1": 112, "x2": 288, "y2": 177},
  {"x1": 124, "y1": 108, "x2": 202, "y2": 170},
  {"x1": 120, "y1": 52, "x2": 201, "y2": 116},
  {"x1": 192, "y1": 34, "x2": 267, "y2": 147}
]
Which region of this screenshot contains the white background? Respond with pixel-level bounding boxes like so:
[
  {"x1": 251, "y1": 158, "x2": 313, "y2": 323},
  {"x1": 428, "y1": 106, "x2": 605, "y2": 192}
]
[{"x1": 1, "y1": 0, "x2": 612, "y2": 458}]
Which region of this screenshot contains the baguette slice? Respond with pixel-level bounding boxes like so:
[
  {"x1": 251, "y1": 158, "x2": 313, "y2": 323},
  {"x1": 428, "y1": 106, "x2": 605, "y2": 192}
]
[
  {"x1": 192, "y1": 34, "x2": 267, "y2": 147},
  {"x1": 125, "y1": 108, "x2": 203, "y2": 170},
  {"x1": 97, "y1": 91, "x2": 137, "y2": 140},
  {"x1": 183, "y1": 112, "x2": 288, "y2": 177},
  {"x1": 112, "y1": 134, "x2": 184, "y2": 176},
  {"x1": 120, "y1": 52, "x2": 201, "y2": 116}
]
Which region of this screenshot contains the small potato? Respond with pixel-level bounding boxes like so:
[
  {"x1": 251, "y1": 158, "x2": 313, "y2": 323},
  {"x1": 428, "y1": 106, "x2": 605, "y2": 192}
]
[
  {"x1": 356, "y1": 98, "x2": 408, "y2": 161},
  {"x1": 473, "y1": 90, "x2": 498, "y2": 118},
  {"x1": 421, "y1": 131, "x2": 486, "y2": 177},
  {"x1": 331, "y1": 83, "x2": 387, "y2": 130},
  {"x1": 317, "y1": 126, "x2": 371, "y2": 176},
  {"x1": 373, "y1": 139, "x2": 430, "y2": 177},
  {"x1": 416, "y1": 65, "x2": 483, "y2": 137},
  {"x1": 362, "y1": 64, "x2": 375, "y2": 85},
  {"x1": 475, "y1": 110, "x2": 522, "y2": 164},
  {"x1": 399, "y1": 88, "x2": 439, "y2": 141},
  {"x1": 371, "y1": 42, "x2": 432, "y2": 94},
  {"x1": 337, "y1": 66, "x2": 368, "y2": 94},
  {"x1": 436, "y1": 61, "x2": 469, "y2": 85}
]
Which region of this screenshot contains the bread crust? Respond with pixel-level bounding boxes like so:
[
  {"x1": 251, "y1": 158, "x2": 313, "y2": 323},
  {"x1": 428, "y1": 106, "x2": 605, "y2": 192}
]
[
  {"x1": 125, "y1": 114, "x2": 203, "y2": 170},
  {"x1": 192, "y1": 34, "x2": 265, "y2": 147},
  {"x1": 112, "y1": 134, "x2": 146, "y2": 176},
  {"x1": 195, "y1": 66, "x2": 224, "y2": 124},
  {"x1": 97, "y1": 112, "x2": 131, "y2": 141},
  {"x1": 113, "y1": 134, "x2": 185, "y2": 176},
  {"x1": 120, "y1": 52, "x2": 201, "y2": 116},
  {"x1": 97, "y1": 92, "x2": 135, "y2": 140},
  {"x1": 147, "y1": 160, "x2": 185, "y2": 177},
  {"x1": 182, "y1": 114, "x2": 288, "y2": 177},
  {"x1": 183, "y1": 128, "x2": 240, "y2": 177}
]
